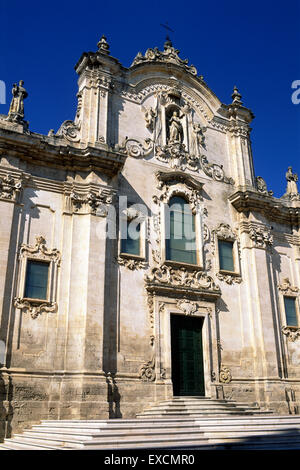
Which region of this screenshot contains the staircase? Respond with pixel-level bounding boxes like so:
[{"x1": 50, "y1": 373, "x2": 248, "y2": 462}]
[
  {"x1": 1, "y1": 397, "x2": 300, "y2": 450},
  {"x1": 136, "y1": 396, "x2": 269, "y2": 418}
]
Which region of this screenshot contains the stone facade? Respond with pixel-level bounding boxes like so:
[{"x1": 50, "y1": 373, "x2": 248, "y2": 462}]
[{"x1": 0, "y1": 36, "x2": 299, "y2": 439}]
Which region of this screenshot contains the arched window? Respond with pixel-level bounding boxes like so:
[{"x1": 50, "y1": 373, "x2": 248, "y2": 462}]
[{"x1": 166, "y1": 196, "x2": 197, "y2": 264}]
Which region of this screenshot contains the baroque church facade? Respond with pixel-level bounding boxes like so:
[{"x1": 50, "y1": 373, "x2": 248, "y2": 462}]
[{"x1": 0, "y1": 36, "x2": 299, "y2": 435}]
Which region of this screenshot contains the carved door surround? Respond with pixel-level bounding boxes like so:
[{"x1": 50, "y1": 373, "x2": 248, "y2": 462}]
[{"x1": 152, "y1": 296, "x2": 221, "y2": 398}]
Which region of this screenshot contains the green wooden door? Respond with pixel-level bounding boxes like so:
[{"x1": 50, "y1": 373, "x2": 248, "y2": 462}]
[{"x1": 171, "y1": 315, "x2": 205, "y2": 396}]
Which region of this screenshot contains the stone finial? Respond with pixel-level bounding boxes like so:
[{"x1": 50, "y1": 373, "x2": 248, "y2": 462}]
[
  {"x1": 97, "y1": 35, "x2": 110, "y2": 55},
  {"x1": 231, "y1": 86, "x2": 243, "y2": 106},
  {"x1": 7, "y1": 80, "x2": 28, "y2": 123}
]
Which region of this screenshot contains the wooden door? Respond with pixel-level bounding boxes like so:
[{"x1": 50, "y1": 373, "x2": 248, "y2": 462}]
[{"x1": 171, "y1": 314, "x2": 205, "y2": 396}]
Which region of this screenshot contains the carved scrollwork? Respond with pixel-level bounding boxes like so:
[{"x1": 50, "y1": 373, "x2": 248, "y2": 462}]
[
  {"x1": 131, "y1": 39, "x2": 198, "y2": 77},
  {"x1": 139, "y1": 356, "x2": 156, "y2": 382},
  {"x1": 117, "y1": 137, "x2": 154, "y2": 158},
  {"x1": 282, "y1": 326, "x2": 300, "y2": 342},
  {"x1": 69, "y1": 189, "x2": 113, "y2": 216},
  {"x1": 155, "y1": 142, "x2": 200, "y2": 172},
  {"x1": 176, "y1": 299, "x2": 200, "y2": 316},
  {"x1": 213, "y1": 223, "x2": 236, "y2": 241},
  {"x1": 57, "y1": 120, "x2": 81, "y2": 142},
  {"x1": 0, "y1": 174, "x2": 22, "y2": 201},
  {"x1": 219, "y1": 365, "x2": 232, "y2": 384},
  {"x1": 216, "y1": 272, "x2": 242, "y2": 285},
  {"x1": 117, "y1": 256, "x2": 147, "y2": 271},
  {"x1": 145, "y1": 265, "x2": 220, "y2": 293},
  {"x1": 200, "y1": 155, "x2": 234, "y2": 185},
  {"x1": 153, "y1": 171, "x2": 203, "y2": 214},
  {"x1": 249, "y1": 225, "x2": 273, "y2": 248},
  {"x1": 278, "y1": 278, "x2": 299, "y2": 296},
  {"x1": 19, "y1": 236, "x2": 61, "y2": 264},
  {"x1": 14, "y1": 298, "x2": 57, "y2": 320}
]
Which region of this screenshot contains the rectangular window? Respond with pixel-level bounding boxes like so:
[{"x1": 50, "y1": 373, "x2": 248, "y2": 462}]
[
  {"x1": 121, "y1": 221, "x2": 141, "y2": 256},
  {"x1": 24, "y1": 260, "x2": 49, "y2": 300},
  {"x1": 284, "y1": 297, "x2": 298, "y2": 326},
  {"x1": 166, "y1": 196, "x2": 197, "y2": 265},
  {"x1": 218, "y1": 240, "x2": 234, "y2": 272}
]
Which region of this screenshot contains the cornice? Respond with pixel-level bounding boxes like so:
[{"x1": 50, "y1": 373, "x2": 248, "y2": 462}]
[
  {"x1": 229, "y1": 187, "x2": 300, "y2": 226},
  {"x1": 0, "y1": 127, "x2": 127, "y2": 177}
]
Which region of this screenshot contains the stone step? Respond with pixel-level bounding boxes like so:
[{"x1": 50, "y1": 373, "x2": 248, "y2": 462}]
[
  {"x1": 3, "y1": 428, "x2": 300, "y2": 450},
  {"x1": 21, "y1": 423, "x2": 300, "y2": 441},
  {"x1": 40, "y1": 415, "x2": 300, "y2": 424},
  {"x1": 136, "y1": 410, "x2": 253, "y2": 418},
  {"x1": 1, "y1": 415, "x2": 300, "y2": 450}
]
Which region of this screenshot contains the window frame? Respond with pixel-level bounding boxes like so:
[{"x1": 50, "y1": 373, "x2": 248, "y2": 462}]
[
  {"x1": 283, "y1": 295, "x2": 299, "y2": 327},
  {"x1": 23, "y1": 258, "x2": 51, "y2": 302},
  {"x1": 161, "y1": 195, "x2": 204, "y2": 269},
  {"x1": 14, "y1": 236, "x2": 61, "y2": 316},
  {"x1": 214, "y1": 225, "x2": 241, "y2": 277},
  {"x1": 118, "y1": 204, "x2": 147, "y2": 262}
]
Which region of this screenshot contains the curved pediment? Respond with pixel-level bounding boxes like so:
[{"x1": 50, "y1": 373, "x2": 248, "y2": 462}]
[{"x1": 123, "y1": 68, "x2": 222, "y2": 125}]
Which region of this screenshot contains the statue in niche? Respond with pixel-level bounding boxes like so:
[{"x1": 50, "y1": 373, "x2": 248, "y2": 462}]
[
  {"x1": 7, "y1": 80, "x2": 28, "y2": 122},
  {"x1": 285, "y1": 167, "x2": 299, "y2": 195},
  {"x1": 168, "y1": 110, "x2": 184, "y2": 144}
]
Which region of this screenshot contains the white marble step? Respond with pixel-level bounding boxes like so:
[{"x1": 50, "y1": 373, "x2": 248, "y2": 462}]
[
  {"x1": 3, "y1": 428, "x2": 300, "y2": 450},
  {"x1": 2, "y1": 414, "x2": 300, "y2": 450}
]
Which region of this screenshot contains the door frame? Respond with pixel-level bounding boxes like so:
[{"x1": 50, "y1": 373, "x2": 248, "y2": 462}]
[
  {"x1": 153, "y1": 297, "x2": 220, "y2": 398},
  {"x1": 170, "y1": 313, "x2": 205, "y2": 396}
]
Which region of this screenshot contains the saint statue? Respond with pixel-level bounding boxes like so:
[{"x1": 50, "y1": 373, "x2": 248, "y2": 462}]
[
  {"x1": 142, "y1": 106, "x2": 157, "y2": 131},
  {"x1": 168, "y1": 110, "x2": 184, "y2": 144},
  {"x1": 285, "y1": 166, "x2": 299, "y2": 195},
  {"x1": 7, "y1": 80, "x2": 28, "y2": 122}
]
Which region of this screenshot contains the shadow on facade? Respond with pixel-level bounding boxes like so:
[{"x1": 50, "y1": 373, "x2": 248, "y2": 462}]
[
  {"x1": 105, "y1": 372, "x2": 122, "y2": 419},
  {"x1": 0, "y1": 373, "x2": 13, "y2": 442},
  {"x1": 1, "y1": 188, "x2": 40, "y2": 369},
  {"x1": 166, "y1": 428, "x2": 300, "y2": 450}
]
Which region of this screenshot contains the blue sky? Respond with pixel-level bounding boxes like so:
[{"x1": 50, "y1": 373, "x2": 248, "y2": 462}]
[{"x1": 1, "y1": 0, "x2": 299, "y2": 197}]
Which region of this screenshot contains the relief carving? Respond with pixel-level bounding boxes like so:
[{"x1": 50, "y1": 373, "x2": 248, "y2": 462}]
[
  {"x1": 145, "y1": 265, "x2": 220, "y2": 294},
  {"x1": 19, "y1": 236, "x2": 61, "y2": 264},
  {"x1": 117, "y1": 137, "x2": 154, "y2": 158},
  {"x1": 131, "y1": 38, "x2": 198, "y2": 76},
  {"x1": 216, "y1": 272, "x2": 242, "y2": 285},
  {"x1": 256, "y1": 176, "x2": 274, "y2": 196},
  {"x1": 0, "y1": 174, "x2": 22, "y2": 201},
  {"x1": 69, "y1": 189, "x2": 113, "y2": 216},
  {"x1": 219, "y1": 365, "x2": 232, "y2": 384},
  {"x1": 117, "y1": 257, "x2": 147, "y2": 270},
  {"x1": 139, "y1": 356, "x2": 156, "y2": 382},
  {"x1": 278, "y1": 278, "x2": 299, "y2": 296},
  {"x1": 200, "y1": 155, "x2": 234, "y2": 185},
  {"x1": 57, "y1": 120, "x2": 81, "y2": 142},
  {"x1": 13, "y1": 298, "x2": 57, "y2": 320},
  {"x1": 176, "y1": 299, "x2": 200, "y2": 316},
  {"x1": 249, "y1": 225, "x2": 273, "y2": 248},
  {"x1": 281, "y1": 326, "x2": 300, "y2": 342}
]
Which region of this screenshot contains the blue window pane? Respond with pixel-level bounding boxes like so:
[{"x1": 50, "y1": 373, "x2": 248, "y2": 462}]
[
  {"x1": 121, "y1": 222, "x2": 140, "y2": 256},
  {"x1": 218, "y1": 240, "x2": 234, "y2": 272},
  {"x1": 166, "y1": 196, "x2": 197, "y2": 265},
  {"x1": 284, "y1": 297, "x2": 298, "y2": 326},
  {"x1": 24, "y1": 260, "x2": 49, "y2": 300}
]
